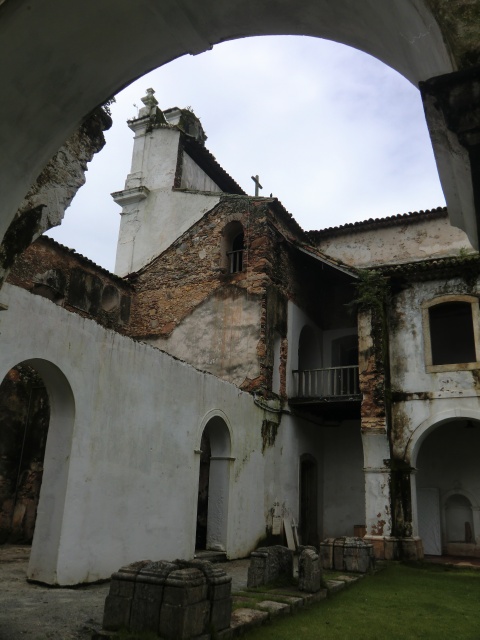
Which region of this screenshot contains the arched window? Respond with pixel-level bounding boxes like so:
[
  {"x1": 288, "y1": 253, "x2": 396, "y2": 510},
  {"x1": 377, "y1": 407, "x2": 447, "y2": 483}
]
[
  {"x1": 221, "y1": 221, "x2": 245, "y2": 274},
  {"x1": 423, "y1": 296, "x2": 480, "y2": 371},
  {"x1": 230, "y1": 232, "x2": 244, "y2": 273}
]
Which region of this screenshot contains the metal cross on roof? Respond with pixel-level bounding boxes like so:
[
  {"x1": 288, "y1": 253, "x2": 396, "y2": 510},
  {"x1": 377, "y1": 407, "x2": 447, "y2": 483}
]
[{"x1": 251, "y1": 175, "x2": 263, "y2": 197}]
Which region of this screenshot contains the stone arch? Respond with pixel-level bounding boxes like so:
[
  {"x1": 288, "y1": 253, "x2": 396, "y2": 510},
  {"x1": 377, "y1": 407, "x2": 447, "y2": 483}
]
[
  {"x1": 405, "y1": 408, "x2": 480, "y2": 466},
  {"x1": 0, "y1": 358, "x2": 75, "y2": 584},
  {"x1": 195, "y1": 410, "x2": 233, "y2": 553},
  {"x1": 0, "y1": 0, "x2": 456, "y2": 250},
  {"x1": 411, "y1": 414, "x2": 480, "y2": 554}
]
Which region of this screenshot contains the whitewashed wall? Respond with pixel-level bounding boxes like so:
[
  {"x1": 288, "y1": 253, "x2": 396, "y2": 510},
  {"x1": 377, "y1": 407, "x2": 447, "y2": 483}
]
[{"x1": 0, "y1": 284, "x2": 267, "y2": 585}]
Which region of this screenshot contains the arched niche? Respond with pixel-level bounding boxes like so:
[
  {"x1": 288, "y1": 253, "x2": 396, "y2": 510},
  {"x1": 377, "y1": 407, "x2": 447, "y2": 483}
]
[
  {"x1": 413, "y1": 417, "x2": 480, "y2": 556},
  {"x1": 195, "y1": 413, "x2": 232, "y2": 553},
  {"x1": 0, "y1": 0, "x2": 454, "y2": 247},
  {"x1": 0, "y1": 358, "x2": 76, "y2": 584},
  {"x1": 445, "y1": 493, "x2": 475, "y2": 544}
]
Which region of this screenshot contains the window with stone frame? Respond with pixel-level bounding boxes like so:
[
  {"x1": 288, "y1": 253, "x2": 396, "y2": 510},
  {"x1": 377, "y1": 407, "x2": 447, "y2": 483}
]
[{"x1": 423, "y1": 295, "x2": 480, "y2": 372}]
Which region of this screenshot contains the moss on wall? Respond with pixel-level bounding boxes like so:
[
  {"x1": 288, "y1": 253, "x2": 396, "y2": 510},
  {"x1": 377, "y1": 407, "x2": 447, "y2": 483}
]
[{"x1": 427, "y1": 0, "x2": 480, "y2": 69}]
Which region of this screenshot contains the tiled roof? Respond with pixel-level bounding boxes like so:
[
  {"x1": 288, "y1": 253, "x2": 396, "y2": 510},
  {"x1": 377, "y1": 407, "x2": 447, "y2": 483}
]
[
  {"x1": 374, "y1": 252, "x2": 480, "y2": 281},
  {"x1": 38, "y1": 236, "x2": 132, "y2": 287},
  {"x1": 307, "y1": 207, "x2": 448, "y2": 239},
  {"x1": 182, "y1": 137, "x2": 246, "y2": 195}
]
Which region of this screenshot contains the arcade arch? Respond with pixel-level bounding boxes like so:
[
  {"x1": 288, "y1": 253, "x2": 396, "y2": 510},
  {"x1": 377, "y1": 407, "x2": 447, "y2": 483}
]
[
  {"x1": 413, "y1": 418, "x2": 480, "y2": 556},
  {"x1": 195, "y1": 412, "x2": 232, "y2": 553},
  {"x1": 2, "y1": 0, "x2": 472, "y2": 261},
  {"x1": 0, "y1": 358, "x2": 75, "y2": 582}
]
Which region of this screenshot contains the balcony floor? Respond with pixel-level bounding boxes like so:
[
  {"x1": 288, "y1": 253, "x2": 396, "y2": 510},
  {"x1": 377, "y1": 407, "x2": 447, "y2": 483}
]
[{"x1": 289, "y1": 395, "x2": 361, "y2": 422}]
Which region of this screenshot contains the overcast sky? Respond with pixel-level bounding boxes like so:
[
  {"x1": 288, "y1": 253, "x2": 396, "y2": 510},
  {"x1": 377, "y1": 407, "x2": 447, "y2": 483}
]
[{"x1": 47, "y1": 35, "x2": 445, "y2": 272}]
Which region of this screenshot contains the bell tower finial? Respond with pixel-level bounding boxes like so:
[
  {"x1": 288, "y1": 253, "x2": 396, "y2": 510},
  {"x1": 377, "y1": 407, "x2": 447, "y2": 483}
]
[{"x1": 141, "y1": 87, "x2": 158, "y2": 109}]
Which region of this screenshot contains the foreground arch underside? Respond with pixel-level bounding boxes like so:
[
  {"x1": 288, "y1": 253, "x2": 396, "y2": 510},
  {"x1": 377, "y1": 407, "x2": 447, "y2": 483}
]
[{"x1": 0, "y1": 0, "x2": 457, "y2": 246}]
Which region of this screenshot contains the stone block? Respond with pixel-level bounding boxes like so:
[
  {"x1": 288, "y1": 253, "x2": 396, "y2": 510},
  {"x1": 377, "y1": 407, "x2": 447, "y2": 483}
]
[
  {"x1": 319, "y1": 539, "x2": 334, "y2": 570},
  {"x1": 102, "y1": 558, "x2": 232, "y2": 637},
  {"x1": 298, "y1": 548, "x2": 322, "y2": 593},
  {"x1": 129, "y1": 561, "x2": 175, "y2": 634},
  {"x1": 129, "y1": 582, "x2": 163, "y2": 633},
  {"x1": 333, "y1": 539, "x2": 345, "y2": 571},
  {"x1": 210, "y1": 596, "x2": 232, "y2": 631},
  {"x1": 102, "y1": 594, "x2": 132, "y2": 631},
  {"x1": 247, "y1": 545, "x2": 293, "y2": 588},
  {"x1": 163, "y1": 567, "x2": 208, "y2": 606},
  {"x1": 159, "y1": 600, "x2": 210, "y2": 639},
  {"x1": 102, "y1": 560, "x2": 151, "y2": 631},
  {"x1": 319, "y1": 538, "x2": 374, "y2": 574}
]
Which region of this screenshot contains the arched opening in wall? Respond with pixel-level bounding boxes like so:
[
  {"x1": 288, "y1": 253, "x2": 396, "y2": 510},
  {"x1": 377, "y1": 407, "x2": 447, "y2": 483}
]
[
  {"x1": 41, "y1": 15, "x2": 449, "y2": 274},
  {"x1": 220, "y1": 221, "x2": 245, "y2": 275},
  {"x1": 445, "y1": 494, "x2": 474, "y2": 544},
  {"x1": 415, "y1": 419, "x2": 480, "y2": 557},
  {"x1": 0, "y1": 359, "x2": 74, "y2": 584},
  {"x1": 195, "y1": 416, "x2": 231, "y2": 554},
  {"x1": 0, "y1": 365, "x2": 50, "y2": 545},
  {"x1": 299, "y1": 454, "x2": 318, "y2": 548}
]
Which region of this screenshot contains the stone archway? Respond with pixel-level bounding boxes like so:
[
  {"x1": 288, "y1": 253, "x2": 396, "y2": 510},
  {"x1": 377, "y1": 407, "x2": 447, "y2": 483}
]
[
  {"x1": 412, "y1": 417, "x2": 480, "y2": 557},
  {"x1": 0, "y1": 358, "x2": 76, "y2": 583},
  {"x1": 1, "y1": 0, "x2": 466, "y2": 255},
  {"x1": 195, "y1": 413, "x2": 232, "y2": 553},
  {"x1": 0, "y1": 364, "x2": 50, "y2": 545}
]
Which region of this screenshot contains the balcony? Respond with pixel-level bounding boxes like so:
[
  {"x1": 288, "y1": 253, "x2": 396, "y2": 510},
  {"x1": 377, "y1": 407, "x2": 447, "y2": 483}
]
[{"x1": 290, "y1": 365, "x2": 361, "y2": 420}]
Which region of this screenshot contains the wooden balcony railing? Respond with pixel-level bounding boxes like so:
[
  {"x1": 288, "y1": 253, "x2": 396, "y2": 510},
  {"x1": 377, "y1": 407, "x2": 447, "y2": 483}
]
[{"x1": 292, "y1": 365, "x2": 360, "y2": 399}]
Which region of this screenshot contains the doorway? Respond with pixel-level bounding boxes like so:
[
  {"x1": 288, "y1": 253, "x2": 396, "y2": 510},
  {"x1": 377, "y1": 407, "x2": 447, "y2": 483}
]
[
  {"x1": 195, "y1": 416, "x2": 231, "y2": 553},
  {"x1": 299, "y1": 455, "x2": 318, "y2": 547},
  {"x1": 0, "y1": 365, "x2": 50, "y2": 545}
]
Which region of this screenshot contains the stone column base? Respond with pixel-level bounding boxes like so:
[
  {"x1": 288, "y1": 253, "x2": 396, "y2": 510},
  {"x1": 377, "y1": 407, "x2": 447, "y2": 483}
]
[{"x1": 364, "y1": 536, "x2": 424, "y2": 561}]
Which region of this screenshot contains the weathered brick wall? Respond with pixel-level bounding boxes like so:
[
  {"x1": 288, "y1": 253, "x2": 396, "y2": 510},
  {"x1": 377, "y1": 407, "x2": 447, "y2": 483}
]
[
  {"x1": 7, "y1": 237, "x2": 132, "y2": 333},
  {"x1": 128, "y1": 195, "x2": 321, "y2": 397}
]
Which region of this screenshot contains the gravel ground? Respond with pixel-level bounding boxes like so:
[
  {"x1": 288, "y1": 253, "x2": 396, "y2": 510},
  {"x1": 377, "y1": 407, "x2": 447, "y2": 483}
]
[{"x1": 0, "y1": 545, "x2": 250, "y2": 640}]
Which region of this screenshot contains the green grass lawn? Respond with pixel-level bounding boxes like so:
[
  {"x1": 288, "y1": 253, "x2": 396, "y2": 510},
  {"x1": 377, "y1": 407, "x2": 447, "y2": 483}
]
[{"x1": 243, "y1": 563, "x2": 480, "y2": 640}]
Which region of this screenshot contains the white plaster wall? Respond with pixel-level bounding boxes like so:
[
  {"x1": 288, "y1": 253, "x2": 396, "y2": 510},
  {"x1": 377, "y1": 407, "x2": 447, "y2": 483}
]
[
  {"x1": 322, "y1": 421, "x2": 365, "y2": 537},
  {"x1": 181, "y1": 153, "x2": 222, "y2": 193},
  {"x1": 115, "y1": 188, "x2": 221, "y2": 275},
  {"x1": 261, "y1": 414, "x2": 365, "y2": 543},
  {"x1": 389, "y1": 277, "x2": 480, "y2": 459},
  {"x1": 0, "y1": 284, "x2": 267, "y2": 584},
  {"x1": 114, "y1": 126, "x2": 222, "y2": 276},
  {"x1": 261, "y1": 413, "x2": 323, "y2": 541},
  {"x1": 149, "y1": 288, "x2": 262, "y2": 387},
  {"x1": 316, "y1": 217, "x2": 473, "y2": 268}
]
